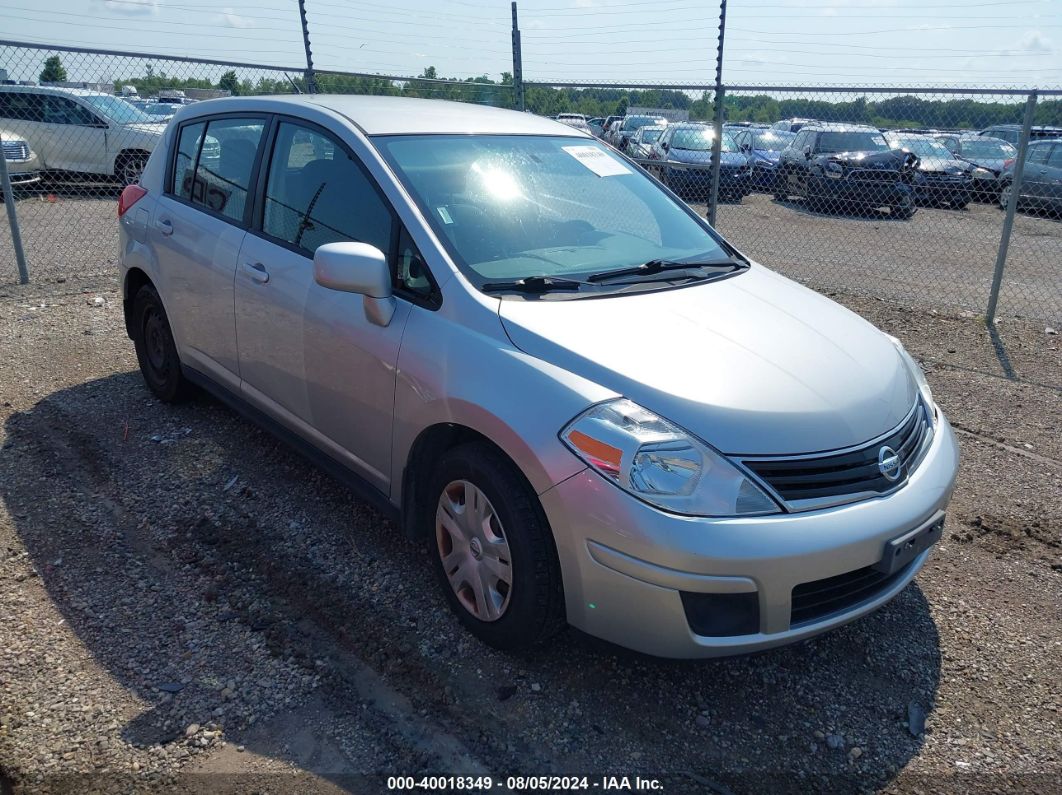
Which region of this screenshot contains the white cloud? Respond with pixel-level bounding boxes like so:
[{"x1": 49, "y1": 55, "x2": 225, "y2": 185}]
[
  {"x1": 99, "y1": 0, "x2": 158, "y2": 15},
  {"x1": 217, "y1": 8, "x2": 253, "y2": 28},
  {"x1": 1018, "y1": 30, "x2": 1053, "y2": 54}
]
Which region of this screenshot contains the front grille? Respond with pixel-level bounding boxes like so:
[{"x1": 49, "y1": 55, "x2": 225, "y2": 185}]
[
  {"x1": 925, "y1": 173, "x2": 966, "y2": 185},
  {"x1": 2, "y1": 140, "x2": 30, "y2": 161},
  {"x1": 790, "y1": 561, "x2": 913, "y2": 626},
  {"x1": 848, "y1": 168, "x2": 899, "y2": 184},
  {"x1": 742, "y1": 402, "x2": 931, "y2": 508}
]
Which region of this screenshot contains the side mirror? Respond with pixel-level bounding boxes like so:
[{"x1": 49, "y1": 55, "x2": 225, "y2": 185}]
[
  {"x1": 740, "y1": 142, "x2": 751, "y2": 152},
  {"x1": 803, "y1": 145, "x2": 812, "y2": 159},
  {"x1": 661, "y1": 141, "x2": 669, "y2": 151},
  {"x1": 313, "y1": 242, "x2": 396, "y2": 327}
]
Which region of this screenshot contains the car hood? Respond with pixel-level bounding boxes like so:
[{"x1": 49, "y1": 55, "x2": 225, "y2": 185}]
[
  {"x1": 669, "y1": 149, "x2": 747, "y2": 167},
  {"x1": 754, "y1": 149, "x2": 782, "y2": 163},
  {"x1": 498, "y1": 266, "x2": 916, "y2": 455},
  {"x1": 816, "y1": 149, "x2": 917, "y2": 170},
  {"x1": 121, "y1": 122, "x2": 167, "y2": 136},
  {"x1": 917, "y1": 157, "x2": 971, "y2": 174}
]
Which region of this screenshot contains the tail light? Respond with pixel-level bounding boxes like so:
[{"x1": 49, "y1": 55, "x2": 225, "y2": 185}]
[
  {"x1": 1002, "y1": 158, "x2": 1015, "y2": 169},
  {"x1": 118, "y1": 185, "x2": 147, "y2": 217}
]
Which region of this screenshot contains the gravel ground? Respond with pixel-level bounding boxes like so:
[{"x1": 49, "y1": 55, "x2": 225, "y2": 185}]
[
  {"x1": 1, "y1": 188, "x2": 1060, "y2": 323},
  {"x1": 0, "y1": 272, "x2": 1058, "y2": 794}
]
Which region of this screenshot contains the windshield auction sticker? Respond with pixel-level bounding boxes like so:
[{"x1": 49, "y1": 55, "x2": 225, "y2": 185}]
[{"x1": 563, "y1": 145, "x2": 632, "y2": 177}]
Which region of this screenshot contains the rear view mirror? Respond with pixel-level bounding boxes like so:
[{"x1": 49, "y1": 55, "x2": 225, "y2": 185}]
[{"x1": 313, "y1": 242, "x2": 396, "y2": 327}]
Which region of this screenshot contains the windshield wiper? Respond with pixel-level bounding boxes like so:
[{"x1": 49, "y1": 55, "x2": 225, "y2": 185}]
[
  {"x1": 587, "y1": 258, "x2": 740, "y2": 283},
  {"x1": 481, "y1": 275, "x2": 585, "y2": 294}
]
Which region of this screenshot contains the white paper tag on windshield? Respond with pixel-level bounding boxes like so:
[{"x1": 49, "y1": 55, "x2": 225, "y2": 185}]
[{"x1": 562, "y1": 145, "x2": 632, "y2": 177}]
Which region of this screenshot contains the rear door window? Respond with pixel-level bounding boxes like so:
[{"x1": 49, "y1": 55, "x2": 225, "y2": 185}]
[
  {"x1": 192, "y1": 117, "x2": 266, "y2": 222},
  {"x1": 172, "y1": 121, "x2": 206, "y2": 201},
  {"x1": 0, "y1": 92, "x2": 45, "y2": 123}
]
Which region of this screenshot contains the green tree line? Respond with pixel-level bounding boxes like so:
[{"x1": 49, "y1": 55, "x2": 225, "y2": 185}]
[{"x1": 35, "y1": 53, "x2": 1058, "y2": 130}]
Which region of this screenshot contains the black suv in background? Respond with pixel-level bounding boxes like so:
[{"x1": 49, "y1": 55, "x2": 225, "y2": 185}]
[{"x1": 775, "y1": 123, "x2": 919, "y2": 218}]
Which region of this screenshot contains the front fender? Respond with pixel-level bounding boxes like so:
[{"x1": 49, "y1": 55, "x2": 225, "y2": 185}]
[{"x1": 390, "y1": 305, "x2": 616, "y2": 503}]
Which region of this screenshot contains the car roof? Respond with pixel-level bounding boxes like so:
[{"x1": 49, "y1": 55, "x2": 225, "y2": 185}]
[
  {"x1": 175, "y1": 94, "x2": 586, "y2": 137},
  {"x1": 803, "y1": 122, "x2": 880, "y2": 132}
]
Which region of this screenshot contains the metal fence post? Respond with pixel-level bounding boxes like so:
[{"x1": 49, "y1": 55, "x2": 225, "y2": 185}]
[
  {"x1": 297, "y1": 0, "x2": 318, "y2": 94},
  {"x1": 986, "y1": 90, "x2": 1037, "y2": 325},
  {"x1": 707, "y1": 86, "x2": 725, "y2": 227},
  {"x1": 511, "y1": 2, "x2": 525, "y2": 111},
  {"x1": 707, "y1": 0, "x2": 727, "y2": 227},
  {"x1": 0, "y1": 134, "x2": 30, "y2": 285}
]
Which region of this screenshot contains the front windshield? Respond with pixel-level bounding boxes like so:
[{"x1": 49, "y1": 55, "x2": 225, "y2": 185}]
[
  {"x1": 671, "y1": 127, "x2": 738, "y2": 152},
  {"x1": 817, "y1": 131, "x2": 890, "y2": 153},
  {"x1": 959, "y1": 139, "x2": 1016, "y2": 158},
  {"x1": 79, "y1": 94, "x2": 155, "y2": 124},
  {"x1": 890, "y1": 137, "x2": 953, "y2": 158},
  {"x1": 639, "y1": 127, "x2": 664, "y2": 143},
  {"x1": 751, "y1": 130, "x2": 794, "y2": 150},
  {"x1": 376, "y1": 135, "x2": 729, "y2": 285}
]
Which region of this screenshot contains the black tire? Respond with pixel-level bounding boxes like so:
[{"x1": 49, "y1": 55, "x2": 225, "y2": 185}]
[
  {"x1": 117, "y1": 154, "x2": 147, "y2": 186},
  {"x1": 427, "y1": 441, "x2": 565, "y2": 651},
  {"x1": 131, "y1": 284, "x2": 192, "y2": 402},
  {"x1": 892, "y1": 194, "x2": 917, "y2": 220},
  {"x1": 772, "y1": 173, "x2": 788, "y2": 201}
]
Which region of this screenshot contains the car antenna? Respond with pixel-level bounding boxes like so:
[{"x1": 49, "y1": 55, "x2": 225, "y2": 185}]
[{"x1": 284, "y1": 73, "x2": 303, "y2": 94}]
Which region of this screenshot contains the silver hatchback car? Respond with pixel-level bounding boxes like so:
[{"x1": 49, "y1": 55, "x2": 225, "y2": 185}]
[{"x1": 118, "y1": 95, "x2": 959, "y2": 658}]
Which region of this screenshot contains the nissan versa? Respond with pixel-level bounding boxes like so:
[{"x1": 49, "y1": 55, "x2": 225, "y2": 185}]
[{"x1": 117, "y1": 96, "x2": 959, "y2": 658}]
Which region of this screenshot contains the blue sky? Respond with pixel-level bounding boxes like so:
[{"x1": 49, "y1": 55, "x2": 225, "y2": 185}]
[{"x1": 1, "y1": 0, "x2": 1061, "y2": 87}]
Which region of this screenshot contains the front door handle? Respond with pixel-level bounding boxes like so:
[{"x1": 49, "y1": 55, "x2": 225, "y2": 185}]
[
  {"x1": 156, "y1": 217, "x2": 173, "y2": 236},
  {"x1": 242, "y1": 261, "x2": 269, "y2": 284}
]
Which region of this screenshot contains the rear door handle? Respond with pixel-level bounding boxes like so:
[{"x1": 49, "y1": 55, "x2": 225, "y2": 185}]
[
  {"x1": 242, "y1": 261, "x2": 269, "y2": 284},
  {"x1": 155, "y1": 218, "x2": 173, "y2": 236}
]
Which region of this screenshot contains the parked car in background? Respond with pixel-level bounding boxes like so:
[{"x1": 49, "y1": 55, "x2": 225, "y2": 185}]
[
  {"x1": 977, "y1": 124, "x2": 1062, "y2": 147},
  {"x1": 648, "y1": 122, "x2": 751, "y2": 201},
  {"x1": 119, "y1": 94, "x2": 957, "y2": 658},
  {"x1": 770, "y1": 117, "x2": 816, "y2": 133},
  {"x1": 627, "y1": 124, "x2": 665, "y2": 159},
  {"x1": 731, "y1": 128, "x2": 795, "y2": 191},
  {"x1": 613, "y1": 114, "x2": 668, "y2": 152},
  {"x1": 587, "y1": 117, "x2": 605, "y2": 137},
  {"x1": 998, "y1": 138, "x2": 1062, "y2": 217},
  {"x1": 932, "y1": 134, "x2": 1016, "y2": 199},
  {"x1": 557, "y1": 114, "x2": 592, "y2": 134},
  {"x1": 0, "y1": 85, "x2": 165, "y2": 184},
  {"x1": 0, "y1": 127, "x2": 41, "y2": 187},
  {"x1": 776, "y1": 123, "x2": 918, "y2": 218},
  {"x1": 884, "y1": 132, "x2": 973, "y2": 209}
]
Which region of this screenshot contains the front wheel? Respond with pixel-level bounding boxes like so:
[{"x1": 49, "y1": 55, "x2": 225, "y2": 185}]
[
  {"x1": 117, "y1": 154, "x2": 147, "y2": 186},
  {"x1": 429, "y1": 442, "x2": 565, "y2": 651},
  {"x1": 892, "y1": 193, "x2": 917, "y2": 219}
]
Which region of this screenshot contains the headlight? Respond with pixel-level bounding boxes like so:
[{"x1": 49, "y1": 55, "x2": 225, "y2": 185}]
[
  {"x1": 971, "y1": 167, "x2": 993, "y2": 178},
  {"x1": 888, "y1": 336, "x2": 936, "y2": 428},
  {"x1": 560, "y1": 399, "x2": 780, "y2": 517},
  {"x1": 823, "y1": 161, "x2": 844, "y2": 179}
]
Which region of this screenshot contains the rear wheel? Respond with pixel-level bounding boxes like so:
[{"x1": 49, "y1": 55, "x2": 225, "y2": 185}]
[
  {"x1": 131, "y1": 284, "x2": 192, "y2": 402},
  {"x1": 429, "y1": 442, "x2": 565, "y2": 651},
  {"x1": 117, "y1": 154, "x2": 147, "y2": 186},
  {"x1": 772, "y1": 172, "x2": 788, "y2": 200},
  {"x1": 998, "y1": 181, "x2": 1014, "y2": 211}
]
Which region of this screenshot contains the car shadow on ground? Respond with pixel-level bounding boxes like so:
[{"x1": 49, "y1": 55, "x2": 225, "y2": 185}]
[{"x1": 2, "y1": 373, "x2": 942, "y2": 793}]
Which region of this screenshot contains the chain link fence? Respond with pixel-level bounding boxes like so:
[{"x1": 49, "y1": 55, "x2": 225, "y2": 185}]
[
  {"x1": 0, "y1": 40, "x2": 1058, "y2": 324},
  {"x1": 0, "y1": 41, "x2": 513, "y2": 285}
]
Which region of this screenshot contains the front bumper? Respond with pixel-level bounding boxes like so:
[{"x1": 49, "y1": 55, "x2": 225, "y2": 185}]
[
  {"x1": 540, "y1": 414, "x2": 959, "y2": 658},
  {"x1": 4, "y1": 151, "x2": 41, "y2": 185},
  {"x1": 809, "y1": 175, "x2": 912, "y2": 207},
  {"x1": 914, "y1": 176, "x2": 971, "y2": 205},
  {"x1": 665, "y1": 165, "x2": 751, "y2": 197}
]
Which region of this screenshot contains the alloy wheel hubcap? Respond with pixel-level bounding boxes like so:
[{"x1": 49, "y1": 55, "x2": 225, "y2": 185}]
[{"x1": 435, "y1": 479, "x2": 512, "y2": 622}]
